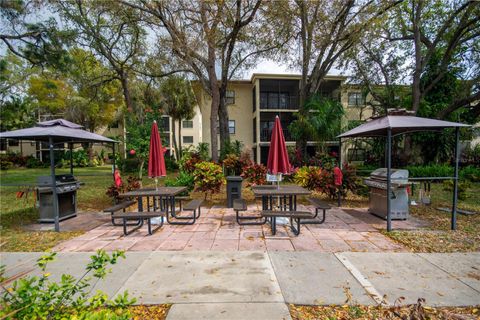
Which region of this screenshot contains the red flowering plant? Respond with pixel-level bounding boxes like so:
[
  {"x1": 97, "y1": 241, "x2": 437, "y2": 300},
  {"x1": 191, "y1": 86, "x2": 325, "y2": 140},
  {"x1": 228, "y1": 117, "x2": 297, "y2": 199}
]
[
  {"x1": 222, "y1": 154, "x2": 241, "y2": 176},
  {"x1": 179, "y1": 151, "x2": 202, "y2": 174},
  {"x1": 106, "y1": 176, "x2": 141, "y2": 200},
  {"x1": 241, "y1": 162, "x2": 267, "y2": 187}
]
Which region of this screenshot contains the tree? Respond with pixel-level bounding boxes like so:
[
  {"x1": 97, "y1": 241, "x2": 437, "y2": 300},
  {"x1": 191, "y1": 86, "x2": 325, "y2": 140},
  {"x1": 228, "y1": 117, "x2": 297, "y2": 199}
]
[
  {"x1": 0, "y1": 0, "x2": 72, "y2": 69},
  {"x1": 65, "y1": 48, "x2": 123, "y2": 133},
  {"x1": 120, "y1": 0, "x2": 282, "y2": 162},
  {"x1": 160, "y1": 76, "x2": 196, "y2": 159},
  {"x1": 28, "y1": 73, "x2": 73, "y2": 115},
  {"x1": 54, "y1": 0, "x2": 145, "y2": 117},
  {"x1": 385, "y1": 0, "x2": 480, "y2": 116},
  {"x1": 271, "y1": 0, "x2": 401, "y2": 156},
  {"x1": 289, "y1": 95, "x2": 345, "y2": 155}
]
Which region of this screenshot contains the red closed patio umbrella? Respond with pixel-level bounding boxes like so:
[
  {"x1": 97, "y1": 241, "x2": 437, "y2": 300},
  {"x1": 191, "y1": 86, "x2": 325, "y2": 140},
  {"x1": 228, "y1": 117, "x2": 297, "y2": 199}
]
[
  {"x1": 148, "y1": 120, "x2": 167, "y2": 189},
  {"x1": 267, "y1": 116, "x2": 291, "y2": 188}
]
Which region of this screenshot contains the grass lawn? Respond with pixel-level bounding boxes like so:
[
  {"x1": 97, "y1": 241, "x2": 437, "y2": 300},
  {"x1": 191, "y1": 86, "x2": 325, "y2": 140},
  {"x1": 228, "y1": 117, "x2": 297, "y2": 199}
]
[{"x1": 0, "y1": 166, "x2": 178, "y2": 251}]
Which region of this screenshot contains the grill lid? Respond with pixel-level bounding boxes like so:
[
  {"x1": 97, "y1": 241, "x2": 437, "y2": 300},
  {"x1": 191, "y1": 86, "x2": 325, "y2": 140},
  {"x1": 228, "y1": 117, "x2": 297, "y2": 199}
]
[
  {"x1": 370, "y1": 168, "x2": 408, "y2": 181},
  {"x1": 37, "y1": 174, "x2": 77, "y2": 186}
]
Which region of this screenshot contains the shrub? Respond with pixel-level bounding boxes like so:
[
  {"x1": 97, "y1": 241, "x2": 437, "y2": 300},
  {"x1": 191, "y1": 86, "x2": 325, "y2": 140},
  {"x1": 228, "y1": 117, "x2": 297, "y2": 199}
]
[
  {"x1": 179, "y1": 152, "x2": 202, "y2": 174},
  {"x1": 459, "y1": 165, "x2": 480, "y2": 182},
  {"x1": 106, "y1": 176, "x2": 141, "y2": 199},
  {"x1": 0, "y1": 250, "x2": 135, "y2": 319},
  {"x1": 192, "y1": 161, "x2": 225, "y2": 199},
  {"x1": 165, "y1": 171, "x2": 194, "y2": 195},
  {"x1": 406, "y1": 164, "x2": 453, "y2": 178},
  {"x1": 164, "y1": 156, "x2": 179, "y2": 171},
  {"x1": 26, "y1": 156, "x2": 45, "y2": 168},
  {"x1": 222, "y1": 154, "x2": 241, "y2": 176},
  {"x1": 241, "y1": 162, "x2": 267, "y2": 187},
  {"x1": 119, "y1": 158, "x2": 142, "y2": 173},
  {"x1": 0, "y1": 159, "x2": 13, "y2": 170},
  {"x1": 293, "y1": 165, "x2": 358, "y2": 199},
  {"x1": 196, "y1": 142, "x2": 210, "y2": 161},
  {"x1": 443, "y1": 180, "x2": 471, "y2": 200}
]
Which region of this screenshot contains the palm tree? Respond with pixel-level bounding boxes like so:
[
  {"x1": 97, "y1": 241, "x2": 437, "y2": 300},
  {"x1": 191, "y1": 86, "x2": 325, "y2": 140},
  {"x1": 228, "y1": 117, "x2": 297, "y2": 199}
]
[{"x1": 160, "y1": 76, "x2": 196, "y2": 159}]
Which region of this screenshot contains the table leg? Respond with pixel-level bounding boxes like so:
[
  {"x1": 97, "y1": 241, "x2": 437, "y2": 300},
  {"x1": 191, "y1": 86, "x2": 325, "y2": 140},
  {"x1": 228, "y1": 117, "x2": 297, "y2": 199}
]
[{"x1": 137, "y1": 196, "x2": 144, "y2": 212}]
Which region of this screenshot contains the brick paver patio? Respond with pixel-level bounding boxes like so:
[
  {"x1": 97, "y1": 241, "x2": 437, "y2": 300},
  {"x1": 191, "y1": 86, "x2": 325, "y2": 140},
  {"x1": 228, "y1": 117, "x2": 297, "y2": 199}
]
[{"x1": 53, "y1": 204, "x2": 408, "y2": 253}]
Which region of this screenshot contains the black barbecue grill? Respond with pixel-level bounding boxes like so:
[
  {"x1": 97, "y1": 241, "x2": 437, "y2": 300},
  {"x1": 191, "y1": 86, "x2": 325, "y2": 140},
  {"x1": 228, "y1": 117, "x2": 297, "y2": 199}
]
[
  {"x1": 36, "y1": 174, "x2": 80, "y2": 222},
  {"x1": 364, "y1": 168, "x2": 409, "y2": 220}
]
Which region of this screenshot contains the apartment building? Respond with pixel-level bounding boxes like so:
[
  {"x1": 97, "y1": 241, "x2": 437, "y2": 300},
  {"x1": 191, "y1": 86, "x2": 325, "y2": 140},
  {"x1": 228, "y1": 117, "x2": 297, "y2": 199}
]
[{"x1": 192, "y1": 73, "x2": 374, "y2": 164}]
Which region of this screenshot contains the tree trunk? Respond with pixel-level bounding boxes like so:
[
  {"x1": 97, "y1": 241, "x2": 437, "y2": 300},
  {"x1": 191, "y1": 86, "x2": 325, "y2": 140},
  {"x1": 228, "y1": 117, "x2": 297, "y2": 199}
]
[
  {"x1": 218, "y1": 95, "x2": 230, "y2": 159},
  {"x1": 178, "y1": 118, "x2": 182, "y2": 158},
  {"x1": 207, "y1": 45, "x2": 220, "y2": 162},
  {"x1": 411, "y1": 0, "x2": 423, "y2": 113},
  {"x1": 172, "y1": 118, "x2": 179, "y2": 160},
  {"x1": 120, "y1": 70, "x2": 133, "y2": 114}
]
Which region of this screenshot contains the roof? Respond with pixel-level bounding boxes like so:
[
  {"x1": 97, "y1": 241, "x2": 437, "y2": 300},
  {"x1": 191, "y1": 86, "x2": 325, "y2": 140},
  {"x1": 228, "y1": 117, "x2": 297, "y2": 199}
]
[
  {"x1": 338, "y1": 115, "x2": 470, "y2": 138},
  {"x1": 0, "y1": 119, "x2": 117, "y2": 144}
]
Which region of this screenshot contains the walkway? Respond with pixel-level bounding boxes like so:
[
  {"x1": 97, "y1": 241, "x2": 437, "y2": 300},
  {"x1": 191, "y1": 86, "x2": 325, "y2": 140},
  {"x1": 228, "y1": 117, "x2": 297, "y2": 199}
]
[
  {"x1": 1, "y1": 251, "x2": 479, "y2": 319},
  {"x1": 52, "y1": 205, "x2": 408, "y2": 252}
]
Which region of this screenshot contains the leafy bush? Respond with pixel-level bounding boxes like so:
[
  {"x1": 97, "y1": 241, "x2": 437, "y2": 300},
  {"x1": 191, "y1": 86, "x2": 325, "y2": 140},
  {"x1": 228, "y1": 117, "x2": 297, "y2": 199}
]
[
  {"x1": 26, "y1": 156, "x2": 45, "y2": 168},
  {"x1": 406, "y1": 164, "x2": 453, "y2": 178},
  {"x1": 118, "y1": 158, "x2": 142, "y2": 174},
  {"x1": 220, "y1": 140, "x2": 243, "y2": 160},
  {"x1": 222, "y1": 154, "x2": 241, "y2": 176},
  {"x1": 192, "y1": 161, "x2": 225, "y2": 199},
  {"x1": 164, "y1": 156, "x2": 179, "y2": 171},
  {"x1": 442, "y1": 180, "x2": 471, "y2": 200},
  {"x1": 241, "y1": 162, "x2": 267, "y2": 187},
  {"x1": 461, "y1": 144, "x2": 480, "y2": 166},
  {"x1": 0, "y1": 250, "x2": 135, "y2": 319},
  {"x1": 0, "y1": 153, "x2": 29, "y2": 167},
  {"x1": 106, "y1": 176, "x2": 141, "y2": 199},
  {"x1": 0, "y1": 158, "x2": 13, "y2": 170},
  {"x1": 293, "y1": 165, "x2": 358, "y2": 199},
  {"x1": 165, "y1": 171, "x2": 194, "y2": 195},
  {"x1": 179, "y1": 152, "x2": 202, "y2": 174},
  {"x1": 196, "y1": 142, "x2": 210, "y2": 161},
  {"x1": 459, "y1": 165, "x2": 480, "y2": 182}
]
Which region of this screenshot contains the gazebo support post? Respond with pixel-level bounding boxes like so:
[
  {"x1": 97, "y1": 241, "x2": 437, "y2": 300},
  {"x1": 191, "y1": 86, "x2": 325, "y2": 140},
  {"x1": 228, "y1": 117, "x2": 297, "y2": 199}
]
[
  {"x1": 69, "y1": 143, "x2": 73, "y2": 175},
  {"x1": 49, "y1": 137, "x2": 60, "y2": 232},
  {"x1": 451, "y1": 127, "x2": 460, "y2": 230},
  {"x1": 112, "y1": 142, "x2": 116, "y2": 180},
  {"x1": 386, "y1": 128, "x2": 392, "y2": 232},
  {"x1": 338, "y1": 138, "x2": 342, "y2": 207}
]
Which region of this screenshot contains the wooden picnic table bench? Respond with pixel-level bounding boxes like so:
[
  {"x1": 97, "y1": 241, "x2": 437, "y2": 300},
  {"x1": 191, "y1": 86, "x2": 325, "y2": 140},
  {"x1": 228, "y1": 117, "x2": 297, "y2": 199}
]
[
  {"x1": 261, "y1": 210, "x2": 314, "y2": 236},
  {"x1": 112, "y1": 211, "x2": 165, "y2": 235}
]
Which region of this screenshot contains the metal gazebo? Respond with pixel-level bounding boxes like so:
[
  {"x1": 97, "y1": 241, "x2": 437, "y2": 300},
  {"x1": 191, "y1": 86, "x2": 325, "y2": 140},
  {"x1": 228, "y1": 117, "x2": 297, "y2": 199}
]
[
  {"x1": 0, "y1": 119, "x2": 118, "y2": 232},
  {"x1": 337, "y1": 115, "x2": 470, "y2": 232}
]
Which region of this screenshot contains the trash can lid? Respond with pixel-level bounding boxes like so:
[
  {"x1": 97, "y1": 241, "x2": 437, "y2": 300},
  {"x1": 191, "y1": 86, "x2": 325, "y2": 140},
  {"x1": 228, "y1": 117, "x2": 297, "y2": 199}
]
[{"x1": 226, "y1": 176, "x2": 243, "y2": 181}]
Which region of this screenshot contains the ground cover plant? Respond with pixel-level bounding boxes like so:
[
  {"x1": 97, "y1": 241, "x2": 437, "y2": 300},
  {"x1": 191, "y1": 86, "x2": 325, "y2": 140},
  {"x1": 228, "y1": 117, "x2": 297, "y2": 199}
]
[{"x1": 0, "y1": 250, "x2": 135, "y2": 319}]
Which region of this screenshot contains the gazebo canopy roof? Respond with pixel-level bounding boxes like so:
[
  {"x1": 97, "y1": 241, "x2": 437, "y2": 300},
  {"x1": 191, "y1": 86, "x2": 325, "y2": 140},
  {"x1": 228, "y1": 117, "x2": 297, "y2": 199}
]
[
  {"x1": 338, "y1": 115, "x2": 470, "y2": 138},
  {"x1": 0, "y1": 119, "x2": 116, "y2": 144}
]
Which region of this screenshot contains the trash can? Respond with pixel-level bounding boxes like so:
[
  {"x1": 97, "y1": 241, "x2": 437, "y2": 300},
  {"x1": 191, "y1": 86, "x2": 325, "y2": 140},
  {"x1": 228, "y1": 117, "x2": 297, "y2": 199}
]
[{"x1": 226, "y1": 176, "x2": 243, "y2": 208}]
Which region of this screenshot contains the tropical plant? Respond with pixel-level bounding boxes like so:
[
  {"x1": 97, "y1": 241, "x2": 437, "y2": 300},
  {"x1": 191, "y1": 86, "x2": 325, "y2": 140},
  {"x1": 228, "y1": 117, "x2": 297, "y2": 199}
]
[
  {"x1": 289, "y1": 96, "x2": 345, "y2": 156},
  {"x1": 164, "y1": 171, "x2": 195, "y2": 194},
  {"x1": 106, "y1": 176, "x2": 141, "y2": 200},
  {"x1": 179, "y1": 151, "x2": 202, "y2": 174},
  {"x1": 241, "y1": 162, "x2": 267, "y2": 187},
  {"x1": 0, "y1": 250, "x2": 135, "y2": 319},
  {"x1": 222, "y1": 154, "x2": 241, "y2": 176},
  {"x1": 192, "y1": 161, "x2": 225, "y2": 199}
]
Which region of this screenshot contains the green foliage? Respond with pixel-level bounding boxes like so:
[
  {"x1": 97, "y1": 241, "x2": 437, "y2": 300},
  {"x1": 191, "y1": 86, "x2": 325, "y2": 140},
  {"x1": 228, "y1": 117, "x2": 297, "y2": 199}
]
[
  {"x1": 220, "y1": 140, "x2": 243, "y2": 161},
  {"x1": 293, "y1": 165, "x2": 358, "y2": 199},
  {"x1": 442, "y1": 180, "x2": 471, "y2": 201},
  {"x1": 240, "y1": 162, "x2": 267, "y2": 187},
  {"x1": 0, "y1": 96, "x2": 35, "y2": 132},
  {"x1": 164, "y1": 156, "x2": 179, "y2": 171},
  {"x1": 179, "y1": 151, "x2": 202, "y2": 174},
  {"x1": 64, "y1": 149, "x2": 89, "y2": 167},
  {"x1": 0, "y1": 250, "x2": 135, "y2": 319},
  {"x1": 164, "y1": 172, "x2": 194, "y2": 195},
  {"x1": 0, "y1": 159, "x2": 13, "y2": 170},
  {"x1": 25, "y1": 156, "x2": 46, "y2": 168},
  {"x1": 222, "y1": 154, "x2": 241, "y2": 176},
  {"x1": 290, "y1": 96, "x2": 345, "y2": 153},
  {"x1": 196, "y1": 143, "x2": 210, "y2": 161},
  {"x1": 192, "y1": 161, "x2": 225, "y2": 199},
  {"x1": 406, "y1": 164, "x2": 453, "y2": 178},
  {"x1": 460, "y1": 166, "x2": 480, "y2": 182}
]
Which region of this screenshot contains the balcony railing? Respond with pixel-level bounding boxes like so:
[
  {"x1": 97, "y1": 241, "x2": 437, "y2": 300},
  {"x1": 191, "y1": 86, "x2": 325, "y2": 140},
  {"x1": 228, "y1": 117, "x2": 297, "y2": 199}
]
[{"x1": 260, "y1": 128, "x2": 293, "y2": 142}]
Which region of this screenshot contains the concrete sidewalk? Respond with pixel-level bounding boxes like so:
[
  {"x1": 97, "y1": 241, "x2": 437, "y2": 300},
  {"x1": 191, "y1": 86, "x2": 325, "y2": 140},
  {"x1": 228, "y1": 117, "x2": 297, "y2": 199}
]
[{"x1": 1, "y1": 251, "x2": 479, "y2": 320}]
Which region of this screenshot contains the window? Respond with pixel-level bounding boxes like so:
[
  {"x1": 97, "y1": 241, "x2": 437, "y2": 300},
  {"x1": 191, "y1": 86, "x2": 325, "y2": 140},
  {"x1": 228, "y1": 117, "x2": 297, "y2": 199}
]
[
  {"x1": 226, "y1": 90, "x2": 235, "y2": 105},
  {"x1": 160, "y1": 117, "x2": 170, "y2": 132},
  {"x1": 348, "y1": 92, "x2": 364, "y2": 106},
  {"x1": 183, "y1": 136, "x2": 193, "y2": 144},
  {"x1": 8, "y1": 139, "x2": 19, "y2": 147},
  {"x1": 228, "y1": 120, "x2": 235, "y2": 134},
  {"x1": 182, "y1": 120, "x2": 193, "y2": 128}
]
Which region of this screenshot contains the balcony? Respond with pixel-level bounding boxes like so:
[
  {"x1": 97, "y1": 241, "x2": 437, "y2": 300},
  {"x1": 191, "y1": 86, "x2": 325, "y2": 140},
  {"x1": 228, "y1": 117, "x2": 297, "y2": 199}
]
[
  {"x1": 260, "y1": 128, "x2": 293, "y2": 142},
  {"x1": 260, "y1": 93, "x2": 299, "y2": 110}
]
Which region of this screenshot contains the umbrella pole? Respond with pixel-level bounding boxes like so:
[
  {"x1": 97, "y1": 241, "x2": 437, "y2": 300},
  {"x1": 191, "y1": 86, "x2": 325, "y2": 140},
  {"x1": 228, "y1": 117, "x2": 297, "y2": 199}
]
[{"x1": 155, "y1": 177, "x2": 158, "y2": 191}]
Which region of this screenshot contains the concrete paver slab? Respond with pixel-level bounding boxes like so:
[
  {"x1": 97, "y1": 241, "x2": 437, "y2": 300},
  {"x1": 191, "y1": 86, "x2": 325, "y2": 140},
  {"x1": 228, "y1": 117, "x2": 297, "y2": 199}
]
[
  {"x1": 0, "y1": 252, "x2": 43, "y2": 279},
  {"x1": 269, "y1": 252, "x2": 374, "y2": 305},
  {"x1": 339, "y1": 252, "x2": 480, "y2": 306},
  {"x1": 30, "y1": 252, "x2": 151, "y2": 297},
  {"x1": 166, "y1": 303, "x2": 292, "y2": 320},
  {"x1": 418, "y1": 253, "x2": 480, "y2": 293},
  {"x1": 117, "y1": 251, "x2": 283, "y2": 304}
]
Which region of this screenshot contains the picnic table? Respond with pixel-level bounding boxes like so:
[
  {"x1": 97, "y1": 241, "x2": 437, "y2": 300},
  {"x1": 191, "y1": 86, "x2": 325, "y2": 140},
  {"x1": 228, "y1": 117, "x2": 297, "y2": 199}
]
[
  {"x1": 252, "y1": 185, "x2": 311, "y2": 211},
  {"x1": 119, "y1": 187, "x2": 195, "y2": 225}
]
